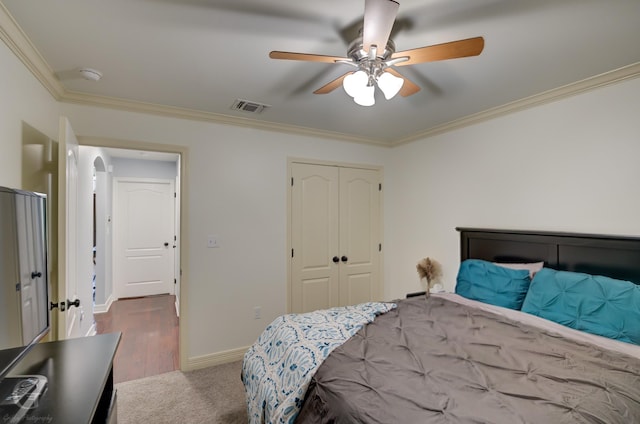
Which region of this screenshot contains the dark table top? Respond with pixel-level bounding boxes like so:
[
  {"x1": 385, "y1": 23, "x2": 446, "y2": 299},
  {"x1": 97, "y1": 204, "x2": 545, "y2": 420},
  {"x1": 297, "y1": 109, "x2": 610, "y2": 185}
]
[{"x1": 1, "y1": 332, "x2": 121, "y2": 423}]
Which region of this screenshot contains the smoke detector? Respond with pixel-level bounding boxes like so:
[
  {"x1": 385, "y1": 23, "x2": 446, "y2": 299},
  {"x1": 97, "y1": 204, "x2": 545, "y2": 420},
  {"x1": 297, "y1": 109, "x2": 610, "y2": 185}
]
[
  {"x1": 79, "y1": 68, "x2": 103, "y2": 81},
  {"x1": 230, "y1": 99, "x2": 270, "y2": 114}
]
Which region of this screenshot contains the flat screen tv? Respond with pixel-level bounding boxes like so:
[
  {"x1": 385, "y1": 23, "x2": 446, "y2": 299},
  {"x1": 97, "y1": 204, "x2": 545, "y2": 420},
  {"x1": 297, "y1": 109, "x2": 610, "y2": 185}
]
[{"x1": 0, "y1": 187, "x2": 50, "y2": 409}]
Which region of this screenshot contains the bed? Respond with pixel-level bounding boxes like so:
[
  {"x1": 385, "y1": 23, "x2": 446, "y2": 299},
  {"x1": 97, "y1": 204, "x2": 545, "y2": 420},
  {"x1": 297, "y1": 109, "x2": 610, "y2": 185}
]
[{"x1": 242, "y1": 228, "x2": 640, "y2": 423}]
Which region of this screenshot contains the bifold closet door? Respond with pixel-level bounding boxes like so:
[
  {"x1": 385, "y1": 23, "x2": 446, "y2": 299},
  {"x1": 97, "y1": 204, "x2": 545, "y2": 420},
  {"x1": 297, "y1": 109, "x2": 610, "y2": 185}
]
[{"x1": 291, "y1": 163, "x2": 381, "y2": 313}]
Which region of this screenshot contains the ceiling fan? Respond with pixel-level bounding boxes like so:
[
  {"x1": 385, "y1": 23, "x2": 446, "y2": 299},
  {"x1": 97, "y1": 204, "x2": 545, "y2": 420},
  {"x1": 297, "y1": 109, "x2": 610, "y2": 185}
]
[{"x1": 269, "y1": 0, "x2": 484, "y2": 106}]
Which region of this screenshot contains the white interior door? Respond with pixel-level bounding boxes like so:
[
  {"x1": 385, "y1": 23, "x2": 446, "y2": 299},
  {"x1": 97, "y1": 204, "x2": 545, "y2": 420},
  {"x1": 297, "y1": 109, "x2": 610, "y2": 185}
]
[
  {"x1": 114, "y1": 178, "x2": 175, "y2": 298},
  {"x1": 338, "y1": 167, "x2": 381, "y2": 306},
  {"x1": 291, "y1": 163, "x2": 339, "y2": 313},
  {"x1": 58, "y1": 116, "x2": 81, "y2": 340},
  {"x1": 174, "y1": 171, "x2": 181, "y2": 316}
]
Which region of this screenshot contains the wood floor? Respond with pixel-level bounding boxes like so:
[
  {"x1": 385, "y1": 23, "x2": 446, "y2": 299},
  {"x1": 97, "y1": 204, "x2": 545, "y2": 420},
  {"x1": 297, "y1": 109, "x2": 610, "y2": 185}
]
[{"x1": 95, "y1": 294, "x2": 179, "y2": 384}]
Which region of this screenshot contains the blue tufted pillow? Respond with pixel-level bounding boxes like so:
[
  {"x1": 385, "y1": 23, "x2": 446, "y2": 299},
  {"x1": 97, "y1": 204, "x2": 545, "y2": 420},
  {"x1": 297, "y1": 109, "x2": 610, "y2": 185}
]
[
  {"x1": 455, "y1": 259, "x2": 531, "y2": 310},
  {"x1": 521, "y1": 268, "x2": 640, "y2": 345}
]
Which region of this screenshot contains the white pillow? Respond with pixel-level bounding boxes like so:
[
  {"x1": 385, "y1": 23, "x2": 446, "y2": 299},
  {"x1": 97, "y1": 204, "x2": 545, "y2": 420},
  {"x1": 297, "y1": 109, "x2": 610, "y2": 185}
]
[{"x1": 493, "y1": 262, "x2": 544, "y2": 279}]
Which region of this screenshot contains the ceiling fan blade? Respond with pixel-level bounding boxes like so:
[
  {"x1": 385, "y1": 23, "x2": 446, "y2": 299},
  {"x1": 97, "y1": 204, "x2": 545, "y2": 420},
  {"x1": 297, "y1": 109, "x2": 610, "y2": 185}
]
[
  {"x1": 392, "y1": 36, "x2": 485, "y2": 66},
  {"x1": 269, "y1": 51, "x2": 348, "y2": 64},
  {"x1": 363, "y1": 0, "x2": 399, "y2": 55},
  {"x1": 386, "y1": 68, "x2": 420, "y2": 97},
  {"x1": 313, "y1": 72, "x2": 354, "y2": 94}
]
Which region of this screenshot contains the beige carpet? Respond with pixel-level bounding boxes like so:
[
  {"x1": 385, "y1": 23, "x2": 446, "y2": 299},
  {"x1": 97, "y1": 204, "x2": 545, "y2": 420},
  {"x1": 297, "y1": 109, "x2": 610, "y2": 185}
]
[{"x1": 115, "y1": 360, "x2": 247, "y2": 424}]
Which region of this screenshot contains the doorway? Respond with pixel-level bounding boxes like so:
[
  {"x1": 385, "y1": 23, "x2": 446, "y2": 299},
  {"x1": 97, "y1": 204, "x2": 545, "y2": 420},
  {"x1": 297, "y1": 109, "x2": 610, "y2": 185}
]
[
  {"x1": 82, "y1": 141, "x2": 185, "y2": 381},
  {"x1": 93, "y1": 157, "x2": 107, "y2": 312}
]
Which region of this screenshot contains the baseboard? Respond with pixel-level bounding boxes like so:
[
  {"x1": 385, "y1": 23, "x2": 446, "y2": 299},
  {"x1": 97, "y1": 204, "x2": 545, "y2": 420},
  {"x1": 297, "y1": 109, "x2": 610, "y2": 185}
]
[
  {"x1": 85, "y1": 322, "x2": 97, "y2": 337},
  {"x1": 93, "y1": 294, "x2": 116, "y2": 314},
  {"x1": 185, "y1": 346, "x2": 249, "y2": 371}
]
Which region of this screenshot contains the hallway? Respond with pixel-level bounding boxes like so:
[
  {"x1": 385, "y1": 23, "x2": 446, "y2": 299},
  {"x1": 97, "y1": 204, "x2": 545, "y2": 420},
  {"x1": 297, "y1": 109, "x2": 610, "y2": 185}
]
[{"x1": 95, "y1": 294, "x2": 179, "y2": 383}]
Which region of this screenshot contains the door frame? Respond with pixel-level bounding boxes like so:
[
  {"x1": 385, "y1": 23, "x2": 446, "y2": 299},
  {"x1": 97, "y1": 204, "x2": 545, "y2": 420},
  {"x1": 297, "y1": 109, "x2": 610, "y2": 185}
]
[
  {"x1": 286, "y1": 157, "x2": 384, "y2": 313},
  {"x1": 79, "y1": 136, "x2": 189, "y2": 372}
]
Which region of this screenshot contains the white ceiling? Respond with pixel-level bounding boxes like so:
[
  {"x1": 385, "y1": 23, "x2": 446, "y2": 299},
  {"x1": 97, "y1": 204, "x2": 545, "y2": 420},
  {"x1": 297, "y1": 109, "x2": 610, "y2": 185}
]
[{"x1": 2, "y1": 0, "x2": 640, "y2": 145}]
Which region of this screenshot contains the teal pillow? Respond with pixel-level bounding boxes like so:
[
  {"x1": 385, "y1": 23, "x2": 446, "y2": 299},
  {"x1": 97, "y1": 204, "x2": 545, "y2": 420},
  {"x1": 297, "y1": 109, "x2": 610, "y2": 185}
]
[
  {"x1": 455, "y1": 259, "x2": 531, "y2": 310},
  {"x1": 521, "y1": 268, "x2": 640, "y2": 345}
]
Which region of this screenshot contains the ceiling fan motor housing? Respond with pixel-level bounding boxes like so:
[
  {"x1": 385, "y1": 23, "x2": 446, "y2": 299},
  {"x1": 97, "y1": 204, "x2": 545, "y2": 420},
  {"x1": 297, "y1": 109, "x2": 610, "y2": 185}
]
[
  {"x1": 347, "y1": 37, "x2": 397, "y2": 78},
  {"x1": 348, "y1": 37, "x2": 395, "y2": 61}
]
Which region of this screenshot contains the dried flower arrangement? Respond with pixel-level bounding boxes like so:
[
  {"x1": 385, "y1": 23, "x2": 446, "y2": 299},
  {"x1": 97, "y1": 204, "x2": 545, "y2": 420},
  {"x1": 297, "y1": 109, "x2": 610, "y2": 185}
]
[{"x1": 416, "y1": 257, "x2": 443, "y2": 298}]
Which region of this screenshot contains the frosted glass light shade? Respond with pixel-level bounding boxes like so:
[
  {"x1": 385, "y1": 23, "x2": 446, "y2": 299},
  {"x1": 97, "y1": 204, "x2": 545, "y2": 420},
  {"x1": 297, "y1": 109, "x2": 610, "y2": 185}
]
[
  {"x1": 343, "y1": 71, "x2": 369, "y2": 98},
  {"x1": 353, "y1": 85, "x2": 375, "y2": 106},
  {"x1": 377, "y1": 71, "x2": 404, "y2": 100}
]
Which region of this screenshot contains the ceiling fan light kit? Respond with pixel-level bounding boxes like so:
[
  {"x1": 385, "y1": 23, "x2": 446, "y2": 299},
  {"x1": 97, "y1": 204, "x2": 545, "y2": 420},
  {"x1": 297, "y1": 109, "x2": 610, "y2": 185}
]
[
  {"x1": 269, "y1": 0, "x2": 485, "y2": 107},
  {"x1": 342, "y1": 68, "x2": 404, "y2": 106}
]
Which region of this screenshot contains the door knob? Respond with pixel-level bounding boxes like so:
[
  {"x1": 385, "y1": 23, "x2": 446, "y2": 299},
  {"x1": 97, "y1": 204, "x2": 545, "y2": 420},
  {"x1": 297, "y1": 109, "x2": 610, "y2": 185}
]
[
  {"x1": 31, "y1": 271, "x2": 42, "y2": 279},
  {"x1": 164, "y1": 242, "x2": 169, "y2": 247},
  {"x1": 332, "y1": 256, "x2": 339, "y2": 263},
  {"x1": 66, "y1": 299, "x2": 80, "y2": 309},
  {"x1": 341, "y1": 256, "x2": 348, "y2": 262}
]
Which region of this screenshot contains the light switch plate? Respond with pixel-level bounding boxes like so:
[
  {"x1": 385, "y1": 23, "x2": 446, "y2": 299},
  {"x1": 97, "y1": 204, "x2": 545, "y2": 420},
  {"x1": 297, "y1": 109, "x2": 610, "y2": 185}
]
[{"x1": 207, "y1": 235, "x2": 219, "y2": 248}]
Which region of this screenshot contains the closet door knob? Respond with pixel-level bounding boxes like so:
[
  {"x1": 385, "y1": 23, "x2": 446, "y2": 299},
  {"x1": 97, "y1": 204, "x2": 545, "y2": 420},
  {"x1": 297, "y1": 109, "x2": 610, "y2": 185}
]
[
  {"x1": 341, "y1": 256, "x2": 348, "y2": 262},
  {"x1": 332, "y1": 256, "x2": 340, "y2": 263}
]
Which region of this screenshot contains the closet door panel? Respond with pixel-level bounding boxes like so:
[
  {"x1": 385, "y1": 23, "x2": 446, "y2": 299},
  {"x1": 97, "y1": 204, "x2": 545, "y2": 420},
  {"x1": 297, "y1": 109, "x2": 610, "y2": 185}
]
[
  {"x1": 291, "y1": 163, "x2": 339, "y2": 313},
  {"x1": 339, "y1": 167, "x2": 381, "y2": 306}
]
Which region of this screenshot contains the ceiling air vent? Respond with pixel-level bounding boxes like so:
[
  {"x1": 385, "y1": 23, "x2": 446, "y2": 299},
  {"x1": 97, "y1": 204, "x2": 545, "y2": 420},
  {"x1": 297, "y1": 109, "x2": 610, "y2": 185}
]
[{"x1": 230, "y1": 99, "x2": 270, "y2": 114}]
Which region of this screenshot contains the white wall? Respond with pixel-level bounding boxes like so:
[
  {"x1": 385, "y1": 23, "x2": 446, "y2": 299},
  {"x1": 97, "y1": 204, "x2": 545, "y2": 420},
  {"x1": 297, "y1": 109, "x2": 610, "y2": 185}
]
[
  {"x1": 385, "y1": 77, "x2": 640, "y2": 299},
  {"x1": 111, "y1": 157, "x2": 177, "y2": 179},
  {"x1": 59, "y1": 103, "x2": 389, "y2": 359},
  {"x1": 0, "y1": 40, "x2": 59, "y2": 187}
]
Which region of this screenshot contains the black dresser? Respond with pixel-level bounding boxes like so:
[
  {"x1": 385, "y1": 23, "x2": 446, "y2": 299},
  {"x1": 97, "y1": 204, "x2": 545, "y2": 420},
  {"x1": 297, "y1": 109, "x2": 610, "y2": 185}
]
[{"x1": 1, "y1": 332, "x2": 121, "y2": 423}]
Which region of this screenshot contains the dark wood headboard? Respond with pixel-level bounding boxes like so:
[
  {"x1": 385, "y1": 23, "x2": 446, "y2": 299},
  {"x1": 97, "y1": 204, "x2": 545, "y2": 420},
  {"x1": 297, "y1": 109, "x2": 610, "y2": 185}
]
[{"x1": 457, "y1": 227, "x2": 640, "y2": 285}]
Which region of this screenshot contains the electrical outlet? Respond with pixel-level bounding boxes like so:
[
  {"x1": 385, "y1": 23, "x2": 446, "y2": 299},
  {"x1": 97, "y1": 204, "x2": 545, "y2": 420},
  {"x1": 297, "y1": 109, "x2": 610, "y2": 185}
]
[{"x1": 253, "y1": 306, "x2": 261, "y2": 320}]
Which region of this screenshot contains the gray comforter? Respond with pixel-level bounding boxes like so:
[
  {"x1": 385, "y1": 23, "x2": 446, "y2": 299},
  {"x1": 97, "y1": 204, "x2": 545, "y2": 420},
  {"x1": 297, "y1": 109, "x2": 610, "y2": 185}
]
[{"x1": 296, "y1": 296, "x2": 640, "y2": 423}]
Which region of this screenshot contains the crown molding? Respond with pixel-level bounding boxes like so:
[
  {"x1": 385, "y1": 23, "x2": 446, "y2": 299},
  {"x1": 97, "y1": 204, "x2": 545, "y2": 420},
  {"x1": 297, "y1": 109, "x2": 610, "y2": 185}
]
[
  {"x1": 392, "y1": 62, "x2": 640, "y2": 146},
  {"x1": 63, "y1": 62, "x2": 640, "y2": 148},
  {"x1": 1, "y1": 3, "x2": 638, "y2": 148},
  {"x1": 0, "y1": 2, "x2": 64, "y2": 99},
  {"x1": 60, "y1": 90, "x2": 388, "y2": 147}
]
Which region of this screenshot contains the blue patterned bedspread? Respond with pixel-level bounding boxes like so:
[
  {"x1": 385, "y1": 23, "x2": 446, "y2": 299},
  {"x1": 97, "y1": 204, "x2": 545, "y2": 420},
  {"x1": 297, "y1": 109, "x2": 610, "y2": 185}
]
[{"x1": 242, "y1": 302, "x2": 396, "y2": 424}]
